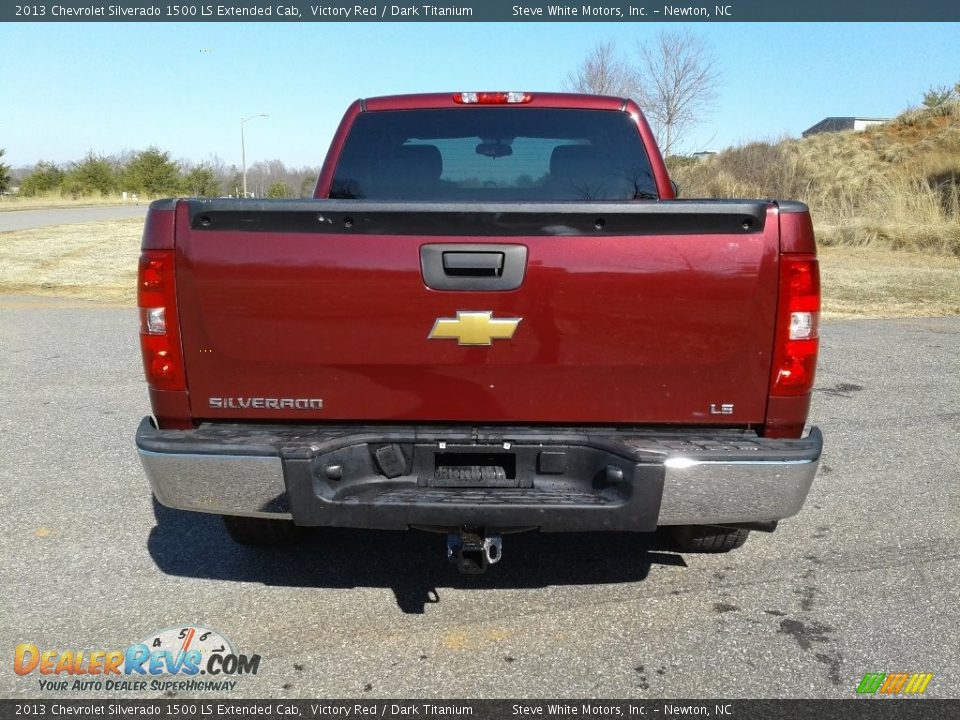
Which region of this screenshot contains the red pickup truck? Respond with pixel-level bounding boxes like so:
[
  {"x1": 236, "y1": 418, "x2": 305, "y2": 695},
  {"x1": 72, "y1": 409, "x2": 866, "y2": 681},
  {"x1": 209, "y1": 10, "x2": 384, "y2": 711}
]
[{"x1": 135, "y1": 92, "x2": 822, "y2": 573}]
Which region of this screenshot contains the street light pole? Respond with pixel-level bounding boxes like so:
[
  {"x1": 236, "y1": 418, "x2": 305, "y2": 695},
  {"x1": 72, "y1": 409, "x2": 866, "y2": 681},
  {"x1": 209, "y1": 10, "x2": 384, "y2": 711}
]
[{"x1": 241, "y1": 113, "x2": 268, "y2": 198}]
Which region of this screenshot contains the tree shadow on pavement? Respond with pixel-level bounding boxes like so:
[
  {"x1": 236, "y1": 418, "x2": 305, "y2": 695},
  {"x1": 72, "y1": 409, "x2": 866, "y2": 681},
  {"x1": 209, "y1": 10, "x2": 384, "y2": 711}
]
[{"x1": 147, "y1": 499, "x2": 687, "y2": 614}]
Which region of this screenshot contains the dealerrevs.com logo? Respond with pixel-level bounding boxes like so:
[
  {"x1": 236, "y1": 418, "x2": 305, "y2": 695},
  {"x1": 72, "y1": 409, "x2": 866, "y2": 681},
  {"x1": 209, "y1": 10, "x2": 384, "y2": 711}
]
[{"x1": 14, "y1": 625, "x2": 261, "y2": 693}]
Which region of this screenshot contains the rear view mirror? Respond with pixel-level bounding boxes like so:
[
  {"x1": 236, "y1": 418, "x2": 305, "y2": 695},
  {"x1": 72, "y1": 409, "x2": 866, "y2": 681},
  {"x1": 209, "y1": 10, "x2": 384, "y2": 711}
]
[{"x1": 476, "y1": 142, "x2": 513, "y2": 159}]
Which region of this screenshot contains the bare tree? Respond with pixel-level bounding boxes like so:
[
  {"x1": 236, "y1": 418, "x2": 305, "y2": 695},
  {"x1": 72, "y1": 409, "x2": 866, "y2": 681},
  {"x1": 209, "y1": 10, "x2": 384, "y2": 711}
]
[
  {"x1": 248, "y1": 159, "x2": 322, "y2": 198},
  {"x1": 565, "y1": 40, "x2": 640, "y2": 98},
  {"x1": 635, "y1": 31, "x2": 721, "y2": 157}
]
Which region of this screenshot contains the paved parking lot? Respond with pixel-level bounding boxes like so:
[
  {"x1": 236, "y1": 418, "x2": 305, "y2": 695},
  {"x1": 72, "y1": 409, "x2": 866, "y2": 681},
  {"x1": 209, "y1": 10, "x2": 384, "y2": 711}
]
[
  {"x1": 0, "y1": 205, "x2": 148, "y2": 231},
  {"x1": 1, "y1": 296, "x2": 957, "y2": 699}
]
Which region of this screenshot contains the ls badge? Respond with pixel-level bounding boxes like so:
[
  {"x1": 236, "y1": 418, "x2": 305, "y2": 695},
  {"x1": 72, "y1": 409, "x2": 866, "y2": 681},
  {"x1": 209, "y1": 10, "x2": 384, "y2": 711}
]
[{"x1": 428, "y1": 311, "x2": 522, "y2": 346}]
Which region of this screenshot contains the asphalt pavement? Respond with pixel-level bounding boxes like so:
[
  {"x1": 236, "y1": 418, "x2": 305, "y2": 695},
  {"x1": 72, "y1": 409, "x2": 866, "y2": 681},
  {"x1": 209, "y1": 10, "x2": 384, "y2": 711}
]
[
  {"x1": 0, "y1": 295, "x2": 957, "y2": 699},
  {"x1": 0, "y1": 205, "x2": 148, "y2": 231}
]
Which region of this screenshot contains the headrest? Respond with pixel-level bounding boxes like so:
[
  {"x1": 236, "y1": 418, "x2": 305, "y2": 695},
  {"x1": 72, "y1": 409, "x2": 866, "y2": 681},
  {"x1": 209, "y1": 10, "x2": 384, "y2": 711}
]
[
  {"x1": 393, "y1": 144, "x2": 443, "y2": 180},
  {"x1": 550, "y1": 145, "x2": 600, "y2": 179}
]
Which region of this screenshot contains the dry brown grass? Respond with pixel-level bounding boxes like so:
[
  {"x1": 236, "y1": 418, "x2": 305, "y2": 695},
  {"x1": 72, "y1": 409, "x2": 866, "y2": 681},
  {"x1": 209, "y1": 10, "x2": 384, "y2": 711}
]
[
  {"x1": 1, "y1": 219, "x2": 958, "y2": 319},
  {"x1": 819, "y1": 246, "x2": 960, "y2": 318},
  {"x1": 0, "y1": 218, "x2": 141, "y2": 304},
  {"x1": 0, "y1": 193, "x2": 150, "y2": 212},
  {"x1": 671, "y1": 103, "x2": 960, "y2": 256}
]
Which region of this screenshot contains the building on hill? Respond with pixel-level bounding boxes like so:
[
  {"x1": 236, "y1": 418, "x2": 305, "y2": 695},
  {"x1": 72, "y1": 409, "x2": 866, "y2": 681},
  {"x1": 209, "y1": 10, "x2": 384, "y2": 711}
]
[{"x1": 802, "y1": 117, "x2": 888, "y2": 138}]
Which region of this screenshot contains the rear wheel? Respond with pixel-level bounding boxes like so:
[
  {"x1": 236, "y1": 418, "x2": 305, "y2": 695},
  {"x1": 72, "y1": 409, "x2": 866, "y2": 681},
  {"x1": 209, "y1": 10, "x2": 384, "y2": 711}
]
[
  {"x1": 671, "y1": 525, "x2": 751, "y2": 552},
  {"x1": 223, "y1": 515, "x2": 303, "y2": 546}
]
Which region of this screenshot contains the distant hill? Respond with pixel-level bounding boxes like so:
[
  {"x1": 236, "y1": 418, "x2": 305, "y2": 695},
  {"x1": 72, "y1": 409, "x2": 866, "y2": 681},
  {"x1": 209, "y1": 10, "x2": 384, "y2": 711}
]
[{"x1": 671, "y1": 102, "x2": 960, "y2": 255}]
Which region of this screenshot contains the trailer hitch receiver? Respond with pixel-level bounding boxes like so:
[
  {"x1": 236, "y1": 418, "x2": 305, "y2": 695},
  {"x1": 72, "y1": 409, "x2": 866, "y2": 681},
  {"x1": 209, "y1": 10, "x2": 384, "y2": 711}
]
[{"x1": 447, "y1": 528, "x2": 502, "y2": 574}]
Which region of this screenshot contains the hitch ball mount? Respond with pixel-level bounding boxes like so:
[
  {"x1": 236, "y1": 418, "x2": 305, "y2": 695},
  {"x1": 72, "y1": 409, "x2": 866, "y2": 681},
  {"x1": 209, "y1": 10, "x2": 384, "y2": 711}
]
[{"x1": 447, "y1": 528, "x2": 503, "y2": 574}]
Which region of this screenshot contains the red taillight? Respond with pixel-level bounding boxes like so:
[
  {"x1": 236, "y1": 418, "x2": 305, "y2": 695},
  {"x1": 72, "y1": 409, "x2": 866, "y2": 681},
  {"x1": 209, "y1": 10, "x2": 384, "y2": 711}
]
[
  {"x1": 137, "y1": 250, "x2": 185, "y2": 392},
  {"x1": 770, "y1": 255, "x2": 820, "y2": 396},
  {"x1": 141, "y1": 257, "x2": 164, "y2": 289},
  {"x1": 453, "y1": 91, "x2": 532, "y2": 105}
]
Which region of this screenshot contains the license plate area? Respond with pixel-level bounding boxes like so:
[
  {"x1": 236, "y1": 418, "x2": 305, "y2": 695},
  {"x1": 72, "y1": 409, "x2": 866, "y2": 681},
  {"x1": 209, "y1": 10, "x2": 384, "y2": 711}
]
[
  {"x1": 432, "y1": 452, "x2": 517, "y2": 487},
  {"x1": 418, "y1": 445, "x2": 528, "y2": 488}
]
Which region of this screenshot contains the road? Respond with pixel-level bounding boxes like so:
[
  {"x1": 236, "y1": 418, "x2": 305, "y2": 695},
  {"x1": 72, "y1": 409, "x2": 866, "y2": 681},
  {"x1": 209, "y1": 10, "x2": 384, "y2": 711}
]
[
  {"x1": 0, "y1": 296, "x2": 957, "y2": 700},
  {"x1": 0, "y1": 205, "x2": 148, "y2": 231}
]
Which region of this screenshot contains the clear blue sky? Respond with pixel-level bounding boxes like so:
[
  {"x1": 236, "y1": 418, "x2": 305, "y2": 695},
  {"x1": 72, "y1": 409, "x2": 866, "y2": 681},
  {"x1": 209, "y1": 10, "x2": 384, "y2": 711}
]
[{"x1": 2, "y1": 22, "x2": 958, "y2": 168}]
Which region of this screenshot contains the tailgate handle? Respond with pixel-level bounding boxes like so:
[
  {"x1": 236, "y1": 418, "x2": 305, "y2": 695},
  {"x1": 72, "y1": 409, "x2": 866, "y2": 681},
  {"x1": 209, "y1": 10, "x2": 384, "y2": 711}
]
[
  {"x1": 421, "y1": 244, "x2": 527, "y2": 291},
  {"x1": 442, "y1": 251, "x2": 504, "y2": 277}
]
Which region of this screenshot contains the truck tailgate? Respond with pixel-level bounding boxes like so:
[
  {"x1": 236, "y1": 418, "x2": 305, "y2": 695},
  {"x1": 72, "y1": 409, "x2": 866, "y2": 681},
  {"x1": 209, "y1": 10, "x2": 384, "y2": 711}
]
[{"x1": 174, "y1": 200, "x2": 779, "y2": 426}]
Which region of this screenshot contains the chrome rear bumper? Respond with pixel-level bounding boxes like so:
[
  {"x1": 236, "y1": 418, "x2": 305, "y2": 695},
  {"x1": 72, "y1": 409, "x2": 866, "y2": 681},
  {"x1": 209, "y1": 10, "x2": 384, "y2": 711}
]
[{"x1": 136, "y1": 418, "x2": 821, "y2": 530}]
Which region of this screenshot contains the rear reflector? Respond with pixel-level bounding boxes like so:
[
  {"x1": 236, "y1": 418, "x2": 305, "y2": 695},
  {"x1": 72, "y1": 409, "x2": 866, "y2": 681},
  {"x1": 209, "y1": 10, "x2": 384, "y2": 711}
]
[
  {"x1": 453, "y1": 91, "x2": 532, "y2": 105},
  {"x1": 137, "y1": 250, "x2": 186, "y2": 392},
  {"x1": 770, "y1": 255, "x2": 820, "y2": 396}
]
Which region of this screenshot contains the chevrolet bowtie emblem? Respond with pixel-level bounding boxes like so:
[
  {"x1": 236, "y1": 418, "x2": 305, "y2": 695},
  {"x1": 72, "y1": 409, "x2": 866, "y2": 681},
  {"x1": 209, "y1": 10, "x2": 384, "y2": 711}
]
[{"x1": 428, "y1": 311, "x2": 522, "y2": 346}]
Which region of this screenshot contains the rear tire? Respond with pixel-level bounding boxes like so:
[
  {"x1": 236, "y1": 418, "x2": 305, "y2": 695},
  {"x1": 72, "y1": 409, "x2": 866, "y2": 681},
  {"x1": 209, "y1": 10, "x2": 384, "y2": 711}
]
[
  {"x1": 223, "y1": 515, "x2": 302, "y2": 546},
  {"x1": 671, "y1": 525, "x2": 751, "y2": 552}
]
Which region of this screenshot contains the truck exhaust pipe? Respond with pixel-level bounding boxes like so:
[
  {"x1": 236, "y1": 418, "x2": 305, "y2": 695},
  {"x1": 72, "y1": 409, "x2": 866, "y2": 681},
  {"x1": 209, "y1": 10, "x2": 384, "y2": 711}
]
[{"x1": 447, "y1": 528, "x2": 502, "y2": 574}]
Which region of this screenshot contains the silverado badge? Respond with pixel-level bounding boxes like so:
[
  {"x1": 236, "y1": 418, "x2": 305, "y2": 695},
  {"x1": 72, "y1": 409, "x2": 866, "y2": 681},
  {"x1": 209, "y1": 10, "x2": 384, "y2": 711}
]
[{"x1": 428, "y1": 311, "x2": 522, "y2": 346}]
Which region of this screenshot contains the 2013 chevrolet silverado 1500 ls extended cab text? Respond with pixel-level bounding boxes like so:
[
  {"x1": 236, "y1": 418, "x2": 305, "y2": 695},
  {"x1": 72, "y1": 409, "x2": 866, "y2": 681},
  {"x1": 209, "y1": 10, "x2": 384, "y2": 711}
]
[{"x1": 135, "y1": 92, "x2": 822, "y2": 572}]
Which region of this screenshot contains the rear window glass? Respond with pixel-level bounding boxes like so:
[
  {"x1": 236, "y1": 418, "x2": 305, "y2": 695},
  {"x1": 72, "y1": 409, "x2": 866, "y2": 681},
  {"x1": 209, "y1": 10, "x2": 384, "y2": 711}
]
[{"x1": 330, "y1": 108, "x2": 657, "y2": 201}]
